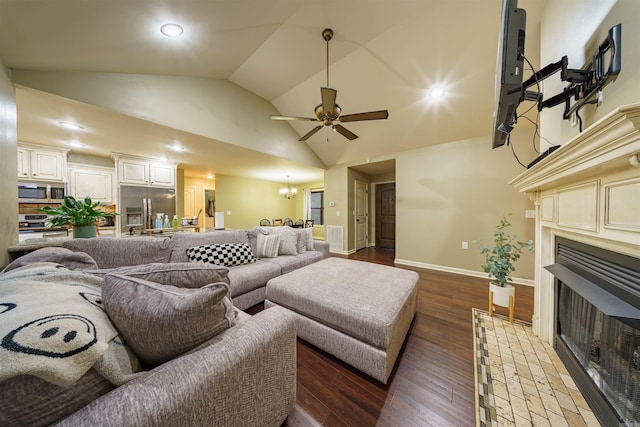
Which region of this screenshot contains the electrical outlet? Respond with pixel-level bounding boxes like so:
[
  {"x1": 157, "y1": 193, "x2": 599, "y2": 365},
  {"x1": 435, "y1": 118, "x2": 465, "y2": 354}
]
[
  {"x1": 525, "y1": 210, "x2": 536, "y2": 219},
  {"x1": 336, "y1": 211, "x2": 340, "y2": 217},
  {"x1": 462, "y1": 241, "x2": 469, "y2": 249},
  {"x1": 226, "y1": 210, "x2": 231, "y2": 215}
]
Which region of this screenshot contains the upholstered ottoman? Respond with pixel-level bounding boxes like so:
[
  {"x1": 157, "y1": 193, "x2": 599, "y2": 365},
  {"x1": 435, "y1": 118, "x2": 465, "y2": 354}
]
[{"x1": 265, "y1": 257, "x2": 418, "y2": 384}]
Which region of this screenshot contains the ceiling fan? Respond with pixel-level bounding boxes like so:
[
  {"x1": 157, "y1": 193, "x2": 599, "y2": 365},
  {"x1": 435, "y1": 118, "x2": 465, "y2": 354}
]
[{"x1": 270, "y1": 28, "x2": 389, "y2": 141}]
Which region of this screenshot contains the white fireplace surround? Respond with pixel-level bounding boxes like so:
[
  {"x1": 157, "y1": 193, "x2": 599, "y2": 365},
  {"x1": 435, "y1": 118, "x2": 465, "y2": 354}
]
[{"x1": 510, "y1": 103, "x2": 640, "y2": 345}]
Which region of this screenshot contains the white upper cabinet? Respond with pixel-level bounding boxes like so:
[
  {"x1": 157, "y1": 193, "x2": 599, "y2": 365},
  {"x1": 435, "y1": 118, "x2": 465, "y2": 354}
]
[
  {"x1": 17, "y1": 147, "x2": 30, "y2": 178},
  {"x1": 149, "y1": 163, "x2": 175, "y2": 187},
  {"x1": 68, "y1": 164, "x2": 115, "y2": 203},
  {"x1": 113, "y1": 154, "x2": 176, "y2": 188},
  {"x1": 17, "y1": 144, "x2": 68, "y2": 182},
  {"x1": 119, "y1": 158, "x2": 150, "y2": 185}
]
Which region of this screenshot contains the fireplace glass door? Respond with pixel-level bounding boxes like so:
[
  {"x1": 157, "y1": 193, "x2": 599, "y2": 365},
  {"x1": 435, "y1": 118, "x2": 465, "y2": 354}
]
[{"x1": 558, "y1": 283, "x2": 640, "y2": 426}]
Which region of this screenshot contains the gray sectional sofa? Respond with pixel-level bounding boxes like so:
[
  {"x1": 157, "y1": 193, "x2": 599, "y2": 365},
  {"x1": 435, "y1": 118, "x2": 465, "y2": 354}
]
[
  {"x1": 0, "y1": 227, "x2": 329, "y2": 426},
  {"x1": 62, "y1": 227, "x2": 330, "y2": 310}
]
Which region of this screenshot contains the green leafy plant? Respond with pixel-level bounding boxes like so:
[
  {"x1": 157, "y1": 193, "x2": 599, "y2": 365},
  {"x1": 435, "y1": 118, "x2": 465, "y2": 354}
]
[
  {"x1": 37, "y1": 195, "x2": 116, "y2": 227},
  {"x1": 475, "y1": 214, "x2": 534, "y2": 287}
]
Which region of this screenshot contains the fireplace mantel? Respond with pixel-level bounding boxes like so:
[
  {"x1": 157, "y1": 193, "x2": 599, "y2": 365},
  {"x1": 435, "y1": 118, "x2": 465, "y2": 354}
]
[
  {"x1": 511, "y1": 102, "x2": 640, "y2": 193},
  {"x1": 509, "y1": 103, "x2": 640, "y2": 343}
]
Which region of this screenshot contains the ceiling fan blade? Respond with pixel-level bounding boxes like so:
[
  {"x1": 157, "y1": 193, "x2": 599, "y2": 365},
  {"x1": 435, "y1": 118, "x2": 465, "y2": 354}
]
[
  {"x1": 339, "y1": 110, "x2": 389, "y2": 122},
  {"x1": 321, "y1": 87, "x2": 337, "y2": 117},
  {"x1": 299, "y1": 125, "x2": 323, "y2": 141},
  {"x1": 270, "y1": 115, "x2": 318, "y2": 122},
  {"x1": 333, "y1": 124, "x2": 358, "y2": 140}
]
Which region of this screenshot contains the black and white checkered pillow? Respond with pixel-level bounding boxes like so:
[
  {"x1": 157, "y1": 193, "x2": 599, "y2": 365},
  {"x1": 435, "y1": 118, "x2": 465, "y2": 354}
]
[{"x1": 186, "y1": 243, "x2": 256, "y2": 267}]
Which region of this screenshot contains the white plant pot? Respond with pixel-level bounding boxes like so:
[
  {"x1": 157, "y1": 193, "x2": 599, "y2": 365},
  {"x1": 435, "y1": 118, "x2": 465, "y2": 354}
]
[{"x1": 489, "y1": 282, "x2": 515, "y2": 308}]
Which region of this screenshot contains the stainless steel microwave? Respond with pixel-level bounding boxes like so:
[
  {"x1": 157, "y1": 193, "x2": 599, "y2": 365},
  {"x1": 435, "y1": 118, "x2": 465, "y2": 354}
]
[{"x1": 18, "y1": 182, "x2": 65, "y2": 203}]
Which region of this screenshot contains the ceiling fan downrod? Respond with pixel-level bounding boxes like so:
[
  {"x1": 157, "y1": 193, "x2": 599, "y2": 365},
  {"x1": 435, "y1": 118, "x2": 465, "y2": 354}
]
[{"x1": 322, "y1": 28, "x2": 333, "y2": 87}]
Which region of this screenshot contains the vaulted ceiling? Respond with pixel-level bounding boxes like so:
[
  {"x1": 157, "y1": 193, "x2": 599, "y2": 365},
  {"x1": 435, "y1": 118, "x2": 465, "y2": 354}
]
[{"x1": 0, "y1": 0, "x2": 542, "y2": 183}]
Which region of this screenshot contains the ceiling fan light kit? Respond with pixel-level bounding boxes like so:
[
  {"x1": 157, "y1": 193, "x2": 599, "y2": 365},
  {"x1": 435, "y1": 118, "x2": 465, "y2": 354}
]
[{"x1": 270, "y1": 28, "x2": 389, "y2": 141}]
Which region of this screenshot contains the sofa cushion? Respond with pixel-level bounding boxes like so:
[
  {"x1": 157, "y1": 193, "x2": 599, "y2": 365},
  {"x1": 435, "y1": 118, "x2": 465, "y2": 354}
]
[
  {"x1": 260, "y1": 250, "x2": 325, "y2": 275},
  {"x1": 186, "y1": 243, "x2": 256, "y2": 267},
  {"x1": 2, "y1": 247, "x2": 98, "y2": 273},
  {"x1": 63, "y1": 237, "x2": 172, "y2": 268},
  {"x1": 102, "y1": 274, "x2": 237, "y2": 365},
  {"x1": 86, "y1": 262, "x2": 229, "y2": 288},
  {"x1": 169, "y1": 230, "x2": 251, "y2": 263},
  {"x1": 226, "y1": 261, "x2": 282, "y2": 298},
  {"x1": 256, "y1": 234, "x2": 280, "y2": 258}
]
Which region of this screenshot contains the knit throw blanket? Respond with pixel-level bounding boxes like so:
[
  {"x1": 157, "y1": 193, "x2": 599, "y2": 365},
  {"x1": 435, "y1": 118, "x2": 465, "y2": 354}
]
[{"x1": 0, "y1": 263, "x2": 118, "y2": 386}]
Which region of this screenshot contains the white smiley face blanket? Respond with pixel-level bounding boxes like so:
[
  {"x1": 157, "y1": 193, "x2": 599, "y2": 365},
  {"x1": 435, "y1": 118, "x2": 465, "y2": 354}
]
[{"x1": 0, "y1": 262, "x2": 118, "y2": 386}]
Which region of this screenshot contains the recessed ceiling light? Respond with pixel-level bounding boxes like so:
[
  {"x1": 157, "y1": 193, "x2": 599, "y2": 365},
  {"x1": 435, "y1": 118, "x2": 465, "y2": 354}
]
[
  {"x1": 58, "y1": 121, "x2": 84, "y2": 130},
  {"x1": 160, "y1": 23, "x2": 184, "y2": 37},
  {"x1": 427, "y1": 87, "x2": 446, "y2": 100}
]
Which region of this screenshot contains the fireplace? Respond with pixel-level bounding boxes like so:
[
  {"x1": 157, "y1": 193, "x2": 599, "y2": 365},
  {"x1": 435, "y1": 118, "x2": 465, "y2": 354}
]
[
  {"x1": 510, "y1": 103, "x2": 640, "y2": 425},
  {"x1": 547, "y1": 237, "x2": 640, "y2": 426}
]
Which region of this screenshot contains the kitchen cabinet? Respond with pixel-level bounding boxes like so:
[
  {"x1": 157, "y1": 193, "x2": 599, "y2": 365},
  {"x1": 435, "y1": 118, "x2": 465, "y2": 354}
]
[
  {"x1": 118, "y1": 158, "x2": 149, "y2": 185},
  {"x1": 68, "y1": 164, "x2": 115, "y2": 203},
  {"x1": 17, "y1": 144, "x2": 68, "y2": 181},
  {"x1": 113, "y1": 154, "x2": 176, "y2": 188}
]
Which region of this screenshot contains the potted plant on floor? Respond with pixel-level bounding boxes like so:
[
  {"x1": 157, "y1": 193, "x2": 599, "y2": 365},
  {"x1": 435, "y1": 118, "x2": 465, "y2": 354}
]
[
  {"x1": 476, "y1": 214, "x2": 534, "y2": 321},
  {"x1": 37, "y1": 195, "x2": 117, "y2": 238}
]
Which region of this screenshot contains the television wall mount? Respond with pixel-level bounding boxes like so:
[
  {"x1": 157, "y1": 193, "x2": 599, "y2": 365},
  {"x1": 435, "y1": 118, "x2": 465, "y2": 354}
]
[{"x1": 521, "y1": 24, "x2": 621, "y2": 121}]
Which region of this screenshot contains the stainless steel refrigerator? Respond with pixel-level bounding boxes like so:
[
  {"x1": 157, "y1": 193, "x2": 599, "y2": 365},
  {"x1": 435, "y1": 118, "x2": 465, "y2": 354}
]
[{"x1": 120, "y1": 185, "x2": 176, "y2": 234}]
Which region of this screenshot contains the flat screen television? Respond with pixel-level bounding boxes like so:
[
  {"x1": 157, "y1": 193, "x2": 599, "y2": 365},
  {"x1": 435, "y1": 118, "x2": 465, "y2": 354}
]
[{"x1": 492, "y1": 0, "x2": 527, "y2": 148}]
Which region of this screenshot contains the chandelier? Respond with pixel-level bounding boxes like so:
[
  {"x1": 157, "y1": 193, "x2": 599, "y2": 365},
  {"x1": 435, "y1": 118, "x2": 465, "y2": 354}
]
[{"x1": 279, "y1": 176, "x2": 297, "y2": 199}]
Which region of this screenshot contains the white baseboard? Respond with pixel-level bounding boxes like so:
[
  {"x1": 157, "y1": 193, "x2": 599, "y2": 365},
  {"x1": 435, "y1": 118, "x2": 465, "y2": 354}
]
[
  {"x1": 393, "y1": 258, "x2": 535, "y2": 287},
  {"x1": 329, "y1": 248, "x2": 357, "y2": 256}
]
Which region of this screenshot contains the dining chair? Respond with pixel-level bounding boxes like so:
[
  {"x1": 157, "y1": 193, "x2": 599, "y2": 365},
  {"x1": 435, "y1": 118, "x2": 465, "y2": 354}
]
[
  {"x1": 272, "y1": 218, "x2": 283, "y2": 226},
  {"x1": 305, "y1": 219, "x2": 314, "y2": 228},
  {"x1": 283, "y1": 218, "x2": 293, "y2": 227},
  {"x1": 294, "y1": 219, "x2": 304, "y2": 227},
  {"x1": 260, "y1": 218, "x2": 271, "y2": 226}
]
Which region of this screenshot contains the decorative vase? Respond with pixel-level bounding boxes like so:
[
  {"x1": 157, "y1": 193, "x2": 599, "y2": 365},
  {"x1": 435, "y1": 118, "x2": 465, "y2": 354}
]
[
  {"x1": 489, "y1": 282, "x2": 515, "y2": 322},
  {"x1": 73, "y1": 225, "x2": 97, "y2": 238}
]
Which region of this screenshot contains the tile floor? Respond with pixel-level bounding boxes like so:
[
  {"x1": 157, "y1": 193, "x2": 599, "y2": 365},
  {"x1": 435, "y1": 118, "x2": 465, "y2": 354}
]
[{"x1": 473, "y1": 309, "x2": 601, "y2": 426}]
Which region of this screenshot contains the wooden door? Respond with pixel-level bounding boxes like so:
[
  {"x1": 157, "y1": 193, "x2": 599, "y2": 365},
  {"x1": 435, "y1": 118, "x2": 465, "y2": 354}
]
[
  {"x1": 184, "y1": 186, "x2": 196, "y2": 218},
  {"x1": 355, "y1": 181, "x2": 368, "y2": 250},
  {"x1": 375, "y1": 183, "x2": 396, "y2": 249}
]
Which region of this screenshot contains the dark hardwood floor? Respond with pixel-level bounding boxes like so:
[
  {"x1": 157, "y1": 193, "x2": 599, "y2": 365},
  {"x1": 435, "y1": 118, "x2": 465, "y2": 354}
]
[{"x1": 270, "y1": 247, "x2": 535, "y2": 426}]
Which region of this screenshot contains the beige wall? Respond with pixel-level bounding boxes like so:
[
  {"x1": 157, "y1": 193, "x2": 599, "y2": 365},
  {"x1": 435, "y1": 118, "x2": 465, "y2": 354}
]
[
  {"x1": 0, "y1": 59, "x2": 18, "y2": 268},
  {"x1": 395, "y1": 134, "x2": 536, "y2": 279},
  {"x1": 325, "y1": 130, "x2": 536, "y2": 280},
  {"x1": 540, "y1": 0, "x2": 639, "y2": 145},
  {"x1": 214, "y1": 174, "x2": 298, "y2": 230}
]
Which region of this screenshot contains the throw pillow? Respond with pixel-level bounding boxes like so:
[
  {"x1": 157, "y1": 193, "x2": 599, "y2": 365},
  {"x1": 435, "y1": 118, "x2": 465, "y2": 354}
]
[
  {"x1": 87, "y1": 262, "x2": 229, "y2": 288},
  {"x1": 256, "y1": 233, "x2": 280, "y2": 258},
  {"x1": 295, "y1": 230, "x2": 307, "y2": 254},
  {"x1": 102, "y1": 273, "x2": 237, "y2": 365},
  {"x1": 265, "y1": 227, "x2": 299, "y2": 255},
  {"x1": 301, "y1": 227, "x2": 315, "y2": 251},
  {"x1": 186, "y1": 243, "x2": 256, "y2": 267},
  {"x1": 2, "y1": 247, "x2": 98, "y2": 273}
]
